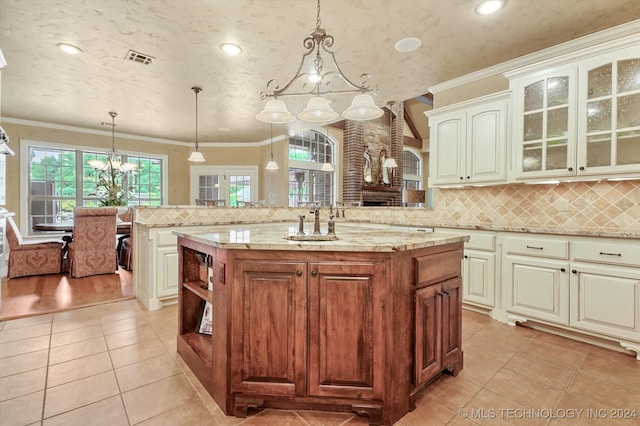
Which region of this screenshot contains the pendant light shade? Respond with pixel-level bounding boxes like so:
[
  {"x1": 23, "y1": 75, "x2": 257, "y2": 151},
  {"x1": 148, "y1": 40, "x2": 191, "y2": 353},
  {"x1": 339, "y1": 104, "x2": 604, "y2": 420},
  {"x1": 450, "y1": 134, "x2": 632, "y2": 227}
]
[
  {"x1": 256, "y1": 99, "x2": 296, "y2": 124},
  {"x1": 383, "y1": 101, "x2": 398, "y2": 168},
  {"x1": 297, "y1": 97, "x2": 338, "y2": 122},
  {"x1": 342, "y1": 94, "x2": 384, "y2": 121},
  {"x1": 189, "y1": 86, "x2": 206, "y2": 162},
  {"x1": 188, "y1": 151, "x2": 206, "y2": 162},
  {"x1": 266, "y1": 123, "x2": 279, "y2": 170},
  {"x1": 321, "y1": 162, "x2": 334, "y2": 171}
]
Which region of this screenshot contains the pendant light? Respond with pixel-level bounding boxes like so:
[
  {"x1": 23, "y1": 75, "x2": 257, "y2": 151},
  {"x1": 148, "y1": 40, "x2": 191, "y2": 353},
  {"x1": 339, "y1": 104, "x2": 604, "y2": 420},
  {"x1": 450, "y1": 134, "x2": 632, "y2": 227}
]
[
  {"x1": 88, "y1": 112, "x2": 136, "y2": 172},
  {"x1": 382, "y1": 101, "x2": 398, "y2": 168},
  {"x1": 188, "y1": 86, "x2": 205, "y2": 162},
  {"x1": 320, "y1": 125, "x2": 334, "y2": 171},
  {"x1": 265, "y1": 124, "x2": 279, "y2": 170}
]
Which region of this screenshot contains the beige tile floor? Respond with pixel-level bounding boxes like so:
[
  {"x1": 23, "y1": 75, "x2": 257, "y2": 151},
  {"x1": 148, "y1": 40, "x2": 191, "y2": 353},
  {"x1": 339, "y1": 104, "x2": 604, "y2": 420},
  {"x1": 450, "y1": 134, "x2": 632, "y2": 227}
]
[{"x1": 1, "y1": 300, "x2": 639, "y2": 426}]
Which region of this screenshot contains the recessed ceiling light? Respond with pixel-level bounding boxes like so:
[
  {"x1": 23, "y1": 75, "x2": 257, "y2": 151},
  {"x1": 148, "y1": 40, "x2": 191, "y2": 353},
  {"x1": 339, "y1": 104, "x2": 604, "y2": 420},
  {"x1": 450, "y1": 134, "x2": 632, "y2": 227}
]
[
  {"x1": 394, "y1": 37, "x2": 422, "y2": 53},
  {"x1": 475, "y1": 0, "x2": 506, "y2": 15},
  {"x1": 57, "y1": 42, "x2": 82, "y2": 55},
  {"x1": 220, "y1": 43, "x2": 242, "y2": 56}
]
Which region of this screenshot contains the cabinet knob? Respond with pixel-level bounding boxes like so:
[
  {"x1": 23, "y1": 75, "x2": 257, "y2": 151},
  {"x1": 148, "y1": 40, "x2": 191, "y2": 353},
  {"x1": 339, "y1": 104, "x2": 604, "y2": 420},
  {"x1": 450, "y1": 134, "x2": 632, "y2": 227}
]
[
  {"x1": 459, "y1": 176, "x2": 464, "y2": 180},
  {"x1": 311, "y1": 270, "x2": 318, "y2": 277},
  {"x1": 296, "y1": 270, "x2": 302, "y2": 277},
  {"x1": 464, "y1": 255, "x2": 468, "y2": 259},
  {"x1": 572, "y1": 269, "x2": 577, "y2": 274},
  {"x1": 466, "y1": 176, "x2": 470, "y2": 180},
  {"x1": 560, "y1": 268, "x2": 566, "y2": 272},
  {"x1": 568, "y1": 167, "x2": 573, "y2": 171},
  {"x1": 443, "y1": 290, "x2": 449, "y2": 295},
  {"x1": 579, "y1": 166, "x2": 585, "y2": 171}
]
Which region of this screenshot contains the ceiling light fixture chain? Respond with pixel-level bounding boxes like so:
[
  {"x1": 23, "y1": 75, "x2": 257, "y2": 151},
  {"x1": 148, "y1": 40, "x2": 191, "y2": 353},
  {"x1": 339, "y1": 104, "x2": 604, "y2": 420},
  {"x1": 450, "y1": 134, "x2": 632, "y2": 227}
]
[{"x1": 256, "y1": 0, "x2": 383, "y2": 123}]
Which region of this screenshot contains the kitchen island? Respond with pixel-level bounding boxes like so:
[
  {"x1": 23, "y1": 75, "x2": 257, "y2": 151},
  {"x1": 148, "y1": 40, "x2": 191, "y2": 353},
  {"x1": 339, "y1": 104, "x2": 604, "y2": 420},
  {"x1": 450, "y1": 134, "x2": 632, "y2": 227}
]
[{"x1": 174, "y1": 222, "x2": 467, "y2": 425}]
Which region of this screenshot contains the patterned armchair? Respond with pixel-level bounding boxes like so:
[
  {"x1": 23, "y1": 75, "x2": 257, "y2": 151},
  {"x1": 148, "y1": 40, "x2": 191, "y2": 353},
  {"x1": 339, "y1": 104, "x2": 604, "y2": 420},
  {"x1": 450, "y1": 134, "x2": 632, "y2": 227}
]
[
  {"x1": 67, "y1": 207, "x2": 118, "y2": 278},
  {"x1": 6, "y1": 215, "x2": 63, "y2": 279}
]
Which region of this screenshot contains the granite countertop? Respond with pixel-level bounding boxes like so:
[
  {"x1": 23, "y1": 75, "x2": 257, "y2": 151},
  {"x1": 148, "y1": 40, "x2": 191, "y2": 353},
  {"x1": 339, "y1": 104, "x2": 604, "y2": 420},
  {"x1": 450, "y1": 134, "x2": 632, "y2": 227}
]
[{"x1": 172, "y1": 222, "x2": 467, "y2": 252}]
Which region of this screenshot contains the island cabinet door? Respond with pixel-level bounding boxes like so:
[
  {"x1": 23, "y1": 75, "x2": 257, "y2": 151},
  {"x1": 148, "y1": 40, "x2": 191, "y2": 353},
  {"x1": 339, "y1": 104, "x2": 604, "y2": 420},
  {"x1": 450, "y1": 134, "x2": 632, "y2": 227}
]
[
  {"x1": 414, "y1": 284, "x2": 442, "y2": 385},
  {"x1": 307, "y1": 261, "x2": 385, "y2": 400},
  {"x1": 231, "y1": 260, "x2": 307, "y2": 396}
]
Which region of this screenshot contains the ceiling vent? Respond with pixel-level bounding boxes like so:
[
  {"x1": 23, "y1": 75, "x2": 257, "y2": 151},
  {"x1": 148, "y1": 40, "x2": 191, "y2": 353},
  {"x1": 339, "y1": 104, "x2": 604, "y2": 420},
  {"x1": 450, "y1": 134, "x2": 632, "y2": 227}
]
[{"x1": 124, "y1": 50, "x2": 154, "y2": 65}]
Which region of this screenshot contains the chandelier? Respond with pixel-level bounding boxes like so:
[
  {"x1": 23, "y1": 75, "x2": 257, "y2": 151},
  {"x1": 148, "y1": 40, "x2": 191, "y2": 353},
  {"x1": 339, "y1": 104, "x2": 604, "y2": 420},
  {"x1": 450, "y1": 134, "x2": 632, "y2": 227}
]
[
  {"x1": 88, "y1": 112, "x2": 136, "y2": 172},
  {"x1": 256, "y1": 0, "x2": 384, "y2": 124}
]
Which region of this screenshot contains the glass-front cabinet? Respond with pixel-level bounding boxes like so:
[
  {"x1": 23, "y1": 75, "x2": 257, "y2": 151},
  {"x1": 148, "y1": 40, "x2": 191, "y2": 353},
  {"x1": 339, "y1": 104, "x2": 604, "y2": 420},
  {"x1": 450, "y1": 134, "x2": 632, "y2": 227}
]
[
  {"x1": 578, "y1": 46, "x2": 640, "y2": 175},
  {"x1": 510, "y1": 44, "x2": 640, "y2": 181},
  {"x1": 511, "y1": 67, "x2": 578, "y2": 179}
]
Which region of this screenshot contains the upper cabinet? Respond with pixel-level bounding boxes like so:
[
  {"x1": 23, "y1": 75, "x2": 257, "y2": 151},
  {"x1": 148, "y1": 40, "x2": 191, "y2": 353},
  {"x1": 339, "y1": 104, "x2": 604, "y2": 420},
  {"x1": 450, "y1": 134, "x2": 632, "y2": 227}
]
[
  {"x1": 510, "y1": 66, "x2": 578, "y2": 179},
  {"x1": 508, "y1": 44, "x2": 640, "y2": 181},
  {"x1": 426, "y1": 91, "x2": 509, "y2": 187},
  {"x1": 578, "y1": 46, "x2": 640, "y2": 176}
]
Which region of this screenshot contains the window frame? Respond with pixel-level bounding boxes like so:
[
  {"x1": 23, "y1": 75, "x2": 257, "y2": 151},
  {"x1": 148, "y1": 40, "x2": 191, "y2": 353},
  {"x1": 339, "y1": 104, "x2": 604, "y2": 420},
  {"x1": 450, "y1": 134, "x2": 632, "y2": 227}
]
[
  {"x1": 288, "y1": 129, "x2": 337, "y2": 207},
  {"x1": 20, "y1": 139, "x2": 168, "y2": 237}
]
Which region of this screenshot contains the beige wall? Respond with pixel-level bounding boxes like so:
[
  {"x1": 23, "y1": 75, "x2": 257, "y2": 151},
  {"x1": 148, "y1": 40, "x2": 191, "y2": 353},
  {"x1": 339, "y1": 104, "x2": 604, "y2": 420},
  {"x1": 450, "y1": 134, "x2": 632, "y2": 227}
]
[
  {"x1": 433, "y1": 74, "x2": 509, "y2": 108},
  {"x1": 1, "y1": 121, "x2": 266, "y2": 223}
]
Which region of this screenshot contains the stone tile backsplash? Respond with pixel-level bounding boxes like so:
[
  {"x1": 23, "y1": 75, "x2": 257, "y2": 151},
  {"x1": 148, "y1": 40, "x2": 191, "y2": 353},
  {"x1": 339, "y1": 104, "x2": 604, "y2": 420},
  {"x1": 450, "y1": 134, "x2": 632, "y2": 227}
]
[{"x1": 135, "y1": 180, "x2": 640, "y2": 237}]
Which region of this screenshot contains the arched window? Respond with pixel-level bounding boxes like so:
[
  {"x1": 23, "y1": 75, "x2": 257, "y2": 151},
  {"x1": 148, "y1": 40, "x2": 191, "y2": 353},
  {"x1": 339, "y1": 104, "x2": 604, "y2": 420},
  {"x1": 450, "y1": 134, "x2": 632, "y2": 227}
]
[
  {"x1": 403, "y1": 149, "x2": 421, "y2": 190},
  {"x1": 288, "y1": 129, "x2": 335, "y2": 207}
]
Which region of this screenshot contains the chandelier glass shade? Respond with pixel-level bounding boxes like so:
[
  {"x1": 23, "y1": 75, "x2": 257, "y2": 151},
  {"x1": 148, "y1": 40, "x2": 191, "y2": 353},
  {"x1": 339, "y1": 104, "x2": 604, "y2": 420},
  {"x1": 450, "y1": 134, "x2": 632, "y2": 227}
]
[
  {"x1": 257, "y1": 0, "x2": 383, "y2": 124},
  {"x1": 89, "y1": 112, "x2": 136, "y2": 172},
  {"x1": 188, "y1": 86, "x2": 206, "y2": 162}
]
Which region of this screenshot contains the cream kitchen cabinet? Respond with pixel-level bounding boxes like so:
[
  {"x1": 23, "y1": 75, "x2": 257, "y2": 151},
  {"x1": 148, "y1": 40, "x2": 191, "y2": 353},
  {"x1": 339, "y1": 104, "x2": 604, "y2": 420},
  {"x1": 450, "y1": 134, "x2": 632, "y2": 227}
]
[
  {"x1": 500, "y1": 232, "x2": 640, "y2": 359},
  {"x1": 436, "y1": 228, "x2": 496, "y2": 308},
  {"x1": 502, "y1": 234, "x2": 570, "y2": 326},
  {"x1": 508, "y1": 42, "x2": 640, "y2": 181},
  {"x1": 135, "y1": 224, "x2": 207, "y2": 310},
  {"x1": 569, "y1": 237, "x2": 640, "y2": 358},
  {"x1": 426, "y1": 91, "x2": 509, "y2": 187}
]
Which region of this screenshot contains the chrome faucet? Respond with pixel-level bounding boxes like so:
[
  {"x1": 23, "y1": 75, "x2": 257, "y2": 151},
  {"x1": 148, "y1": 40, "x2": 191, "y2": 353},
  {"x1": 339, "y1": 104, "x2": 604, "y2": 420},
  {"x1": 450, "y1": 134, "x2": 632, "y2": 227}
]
[{"x1": 313, "y1": 206, "x2": 321, "y2": 234}]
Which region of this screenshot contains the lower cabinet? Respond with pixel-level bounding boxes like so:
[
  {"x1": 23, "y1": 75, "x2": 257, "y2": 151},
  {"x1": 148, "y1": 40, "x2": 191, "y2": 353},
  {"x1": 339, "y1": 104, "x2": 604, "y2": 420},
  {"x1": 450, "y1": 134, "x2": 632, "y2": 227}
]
[
  {"x1": 177, "y1": 237, "x2": 465, "y2": 425},
  {"x1": 414, "y1": 277, "x2": 463, "y2": 385},
  {"x1": 231, "y1": 259, "x2": 385, "y2": 400},
  {"x1": 503, "y1": 254, "x2": 570, "y2": 325},
  {"x1": 500, "y1": 233, "x2": 640, "y2": 359},
  {"x1": 437, "y1": 228, "x2": 496, "y2": 308}
]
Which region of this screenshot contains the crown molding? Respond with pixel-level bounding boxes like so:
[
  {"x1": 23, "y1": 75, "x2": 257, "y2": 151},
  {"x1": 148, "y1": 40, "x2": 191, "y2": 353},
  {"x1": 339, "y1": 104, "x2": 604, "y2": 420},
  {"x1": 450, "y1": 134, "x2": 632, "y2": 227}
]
[
  {"x1": 429, "y1": 19, "x2": 640, "y2": 94},
  {"x1": 0, "y1": 117, "x2": 274, "y2": 147}
]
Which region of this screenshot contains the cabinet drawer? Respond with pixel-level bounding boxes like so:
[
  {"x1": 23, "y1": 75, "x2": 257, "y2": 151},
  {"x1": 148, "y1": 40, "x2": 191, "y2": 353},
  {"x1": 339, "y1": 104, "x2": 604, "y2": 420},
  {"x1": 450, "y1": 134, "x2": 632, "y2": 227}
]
[
  {"x1": 415, "y1": 249, "x2": 462, "y2": 287},
  {"x1": 504, "y1": 237, "x2": 568, "y2": 259},
  {"x1": 436, "y1": 229, "x2": 495, "y2": 251},
  {"x1": 573, "y1": 240, "x2": 640, "y2": 267},
  {"x1": 466, "y1": 233, "x2": 495, "y2": 251}
]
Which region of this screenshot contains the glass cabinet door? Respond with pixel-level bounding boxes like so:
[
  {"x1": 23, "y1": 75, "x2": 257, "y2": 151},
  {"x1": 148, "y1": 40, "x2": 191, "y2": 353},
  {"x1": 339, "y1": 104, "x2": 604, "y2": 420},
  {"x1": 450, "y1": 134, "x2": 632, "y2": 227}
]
[
  {"x1": 580, "y1": 51, "x2": 640, "y2": 174},
  {"x1": 515, "y1": 68, "x2": 577, "y2": 178}
]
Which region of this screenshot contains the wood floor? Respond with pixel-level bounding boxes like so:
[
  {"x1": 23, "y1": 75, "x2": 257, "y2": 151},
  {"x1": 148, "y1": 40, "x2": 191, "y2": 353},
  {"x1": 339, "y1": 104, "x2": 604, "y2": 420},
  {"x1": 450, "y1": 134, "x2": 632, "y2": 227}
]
[{"x1": 0, "y1": 268, "x2": 134, "y2": 321}]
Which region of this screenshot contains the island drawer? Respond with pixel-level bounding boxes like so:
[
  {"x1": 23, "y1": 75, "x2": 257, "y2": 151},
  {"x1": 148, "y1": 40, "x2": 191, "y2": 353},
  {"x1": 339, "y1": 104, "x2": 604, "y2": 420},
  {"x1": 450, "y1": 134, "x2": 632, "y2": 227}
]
[{"x1": 415, "y1": 249, "x2": 462, "y2": 287}]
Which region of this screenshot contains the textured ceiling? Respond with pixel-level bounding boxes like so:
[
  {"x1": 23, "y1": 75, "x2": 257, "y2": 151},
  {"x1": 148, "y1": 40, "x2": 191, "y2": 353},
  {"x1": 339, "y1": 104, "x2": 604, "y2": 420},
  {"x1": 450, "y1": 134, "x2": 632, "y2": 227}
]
[{"x1": 1, "y1": 0, "x2": 639, "y2": 144}]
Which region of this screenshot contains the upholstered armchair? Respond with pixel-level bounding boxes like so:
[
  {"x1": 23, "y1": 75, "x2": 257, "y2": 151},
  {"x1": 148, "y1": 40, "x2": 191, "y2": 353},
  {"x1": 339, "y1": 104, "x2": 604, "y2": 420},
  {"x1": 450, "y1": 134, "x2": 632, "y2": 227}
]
[
  {"x1": 6, "y1": 215, "x2": 64, "y2": 279},
  {"x1": 67, "y1": 207, "x2": 118, "y2": 278}
]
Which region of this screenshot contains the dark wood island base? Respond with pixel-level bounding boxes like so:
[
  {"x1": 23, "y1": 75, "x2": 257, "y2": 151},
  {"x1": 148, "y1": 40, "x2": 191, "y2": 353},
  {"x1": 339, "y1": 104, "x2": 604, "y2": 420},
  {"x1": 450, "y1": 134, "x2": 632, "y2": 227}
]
[{"x1": 175, "y1": 225, "x2": 465, "y2": 425}]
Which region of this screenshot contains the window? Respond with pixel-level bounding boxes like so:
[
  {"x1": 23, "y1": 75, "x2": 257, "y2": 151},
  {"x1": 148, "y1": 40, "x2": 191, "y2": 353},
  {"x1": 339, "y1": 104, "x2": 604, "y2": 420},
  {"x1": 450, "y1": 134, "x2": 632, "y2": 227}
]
[
  {"x1": 403, "y1": 149, "x2": 422, "y2": 190},
  {"x1": 23, "y1": 141, "x2": 165, "y2": 234},
  {"x1": 288, "y1": 130, "x2": 335, "y2": 206},
  {"x1": 190, "y1": 166, "x2": 257, "y2": 207}
]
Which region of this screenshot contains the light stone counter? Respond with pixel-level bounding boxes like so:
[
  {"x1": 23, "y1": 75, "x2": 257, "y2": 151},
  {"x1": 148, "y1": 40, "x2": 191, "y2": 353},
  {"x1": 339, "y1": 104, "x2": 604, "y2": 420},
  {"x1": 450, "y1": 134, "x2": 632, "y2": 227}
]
[{"x1": 172, "y1": 222, "x2": 467, "y2": 252}]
